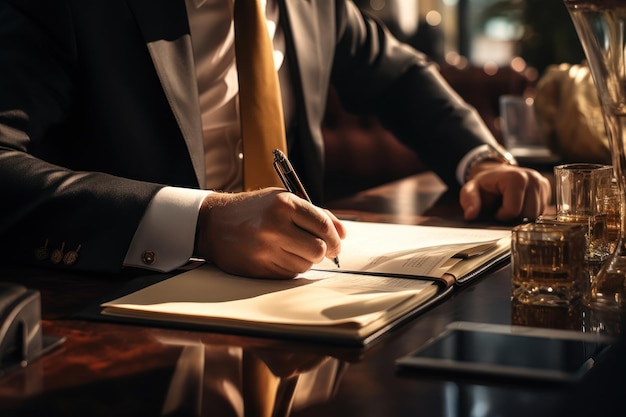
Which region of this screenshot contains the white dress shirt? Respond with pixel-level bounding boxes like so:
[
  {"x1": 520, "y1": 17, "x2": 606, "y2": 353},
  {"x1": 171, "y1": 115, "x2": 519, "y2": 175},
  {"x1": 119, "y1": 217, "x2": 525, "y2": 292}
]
[{"x1": 124, "y1": 0, "x2": 290, "y2": 272}]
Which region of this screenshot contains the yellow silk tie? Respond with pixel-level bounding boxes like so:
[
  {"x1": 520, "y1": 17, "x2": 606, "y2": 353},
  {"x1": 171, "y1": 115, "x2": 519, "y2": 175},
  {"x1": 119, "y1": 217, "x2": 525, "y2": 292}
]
[{"x1": 234, "y1": 0, "x2": 288, "y2": 190}]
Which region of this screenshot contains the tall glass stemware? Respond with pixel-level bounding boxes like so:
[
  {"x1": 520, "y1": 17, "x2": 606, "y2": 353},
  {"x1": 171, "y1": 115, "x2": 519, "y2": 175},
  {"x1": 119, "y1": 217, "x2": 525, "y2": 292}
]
[{"x1": 563, "y1": 0, "x2": 626, "y2": 311}]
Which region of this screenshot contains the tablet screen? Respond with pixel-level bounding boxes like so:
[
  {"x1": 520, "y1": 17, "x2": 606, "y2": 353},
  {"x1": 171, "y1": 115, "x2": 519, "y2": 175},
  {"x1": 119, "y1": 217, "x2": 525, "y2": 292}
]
[{"x1": 396, "y1": 322, "x2": 613, "y2": 384}]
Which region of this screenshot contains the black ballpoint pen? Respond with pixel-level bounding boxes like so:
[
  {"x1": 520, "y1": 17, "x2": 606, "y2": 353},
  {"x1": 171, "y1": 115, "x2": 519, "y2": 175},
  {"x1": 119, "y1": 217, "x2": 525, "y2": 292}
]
[{"x1": 272, "y1": 149, "x2": 341, "y2": 268}]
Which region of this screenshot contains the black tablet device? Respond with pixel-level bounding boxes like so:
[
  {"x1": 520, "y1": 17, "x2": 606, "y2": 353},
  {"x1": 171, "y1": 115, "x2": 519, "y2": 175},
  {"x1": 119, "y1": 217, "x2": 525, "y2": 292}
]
[{"x1": 396, "y1": 321, "x2": 613, "y2": 384}]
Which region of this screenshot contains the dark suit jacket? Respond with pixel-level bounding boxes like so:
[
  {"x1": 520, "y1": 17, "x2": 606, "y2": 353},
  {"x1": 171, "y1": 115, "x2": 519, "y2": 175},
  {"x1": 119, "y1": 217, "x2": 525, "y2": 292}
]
[{"x1": 0, "y1": 0, "x2": 497, "y2": 272}]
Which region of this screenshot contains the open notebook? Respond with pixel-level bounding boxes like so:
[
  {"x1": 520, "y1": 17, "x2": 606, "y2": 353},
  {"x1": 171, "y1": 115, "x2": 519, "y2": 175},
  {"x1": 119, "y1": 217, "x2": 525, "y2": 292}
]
[{"x1": 101, "y1": 221, "x2": 511, "y2": 346}]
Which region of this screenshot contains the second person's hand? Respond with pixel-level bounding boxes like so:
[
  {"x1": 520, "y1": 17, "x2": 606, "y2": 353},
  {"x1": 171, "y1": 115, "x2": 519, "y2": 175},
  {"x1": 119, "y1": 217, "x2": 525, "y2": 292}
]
[
  {"x1": 194, "y1": 188, "x2": 346, "y2": 279},
  {"x1": 459, "y1": 162, "x2": 551, "y2": 222}
]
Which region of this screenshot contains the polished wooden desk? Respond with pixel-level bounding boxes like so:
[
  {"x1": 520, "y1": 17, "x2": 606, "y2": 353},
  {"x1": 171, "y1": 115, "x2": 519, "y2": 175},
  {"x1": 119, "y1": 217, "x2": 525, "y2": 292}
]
[{"x1": 1, "y1": 172, "x2": 624, "y2": 417}]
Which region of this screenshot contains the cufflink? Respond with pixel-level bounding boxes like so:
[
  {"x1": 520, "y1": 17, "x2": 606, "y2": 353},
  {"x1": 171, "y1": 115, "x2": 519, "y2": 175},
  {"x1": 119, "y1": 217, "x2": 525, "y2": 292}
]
[
  {"x1": 35, "y1": 239, "x2": 49, "y2": 261},
  {"x1": 142, "y1": 250, "x2": 157, "y2": 265},
  {"x1": 50, "y1": 242, "x2": 65, "y2": 265},
  {"x1": 63, "y1": 244, "x2": 81, "y2": 266}
]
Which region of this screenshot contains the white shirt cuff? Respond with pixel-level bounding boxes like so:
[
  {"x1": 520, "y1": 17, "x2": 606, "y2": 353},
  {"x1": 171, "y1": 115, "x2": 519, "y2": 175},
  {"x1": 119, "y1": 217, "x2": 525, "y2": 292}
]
[{"x1": 124, "y1": 187, "x2": 213, "y2": 272}]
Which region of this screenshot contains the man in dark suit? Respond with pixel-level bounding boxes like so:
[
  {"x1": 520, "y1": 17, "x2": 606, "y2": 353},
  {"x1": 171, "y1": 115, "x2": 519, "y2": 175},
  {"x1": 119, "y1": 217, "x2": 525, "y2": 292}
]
[{"x1": 0, "y1": 0, "x2": 550, "y2": 278}]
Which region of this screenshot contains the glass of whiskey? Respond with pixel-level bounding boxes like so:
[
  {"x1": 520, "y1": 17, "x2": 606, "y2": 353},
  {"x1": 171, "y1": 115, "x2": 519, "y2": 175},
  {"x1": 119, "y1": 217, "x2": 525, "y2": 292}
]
[
  {"x1": 553, "y1": 163, "x2": 613, "y2": 261},
  {"x1": 511, "y1": 222, "x2": 587, "y2": 307}
]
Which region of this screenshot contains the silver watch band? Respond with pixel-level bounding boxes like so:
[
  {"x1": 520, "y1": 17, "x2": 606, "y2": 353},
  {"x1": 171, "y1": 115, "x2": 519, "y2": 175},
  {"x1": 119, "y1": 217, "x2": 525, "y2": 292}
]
[{"x1": 463, "y1": 145, "x2": 517, "y2": 183}]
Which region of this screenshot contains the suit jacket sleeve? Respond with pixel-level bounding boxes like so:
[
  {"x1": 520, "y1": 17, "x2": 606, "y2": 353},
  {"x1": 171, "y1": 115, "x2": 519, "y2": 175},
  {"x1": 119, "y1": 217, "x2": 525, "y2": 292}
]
[
  {"x1": 0, "y1": 1, "x2": 168, "y2": 273},
  {"x1": 329, "y1": 1, "x2": 502, "y2": 187}
]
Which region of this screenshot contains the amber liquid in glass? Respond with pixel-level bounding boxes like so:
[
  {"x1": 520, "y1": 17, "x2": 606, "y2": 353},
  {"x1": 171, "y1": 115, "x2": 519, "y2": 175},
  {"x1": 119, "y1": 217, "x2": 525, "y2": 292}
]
[
  {"x1": 556, "y1": 213, "x2": 609, "y2": 260},
  {"x1": 512, "y1": 238, "x2": 585, "y2": 306}
]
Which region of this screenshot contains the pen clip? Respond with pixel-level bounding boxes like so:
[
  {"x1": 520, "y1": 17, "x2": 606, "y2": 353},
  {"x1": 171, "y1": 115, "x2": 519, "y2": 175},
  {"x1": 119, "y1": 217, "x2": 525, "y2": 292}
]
[
  {"x1": 272, "y1": 151, "x2": 292, "y2": 190},
  {"x1": 272, "y1": 149, "x2": 311, "y2": 201}
]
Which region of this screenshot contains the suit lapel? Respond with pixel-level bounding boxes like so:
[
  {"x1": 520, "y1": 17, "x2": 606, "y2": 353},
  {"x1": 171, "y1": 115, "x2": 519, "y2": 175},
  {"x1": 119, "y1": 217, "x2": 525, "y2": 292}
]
[
  {"x1": 282, "y1": 0, "x2": 334, "y2": 137},
  {"x1": 127, "y1": 0, "x2": 206, "y2": 188},
  {"x1": 280, "y1": 0, "x2": 334, "y2": 201}
]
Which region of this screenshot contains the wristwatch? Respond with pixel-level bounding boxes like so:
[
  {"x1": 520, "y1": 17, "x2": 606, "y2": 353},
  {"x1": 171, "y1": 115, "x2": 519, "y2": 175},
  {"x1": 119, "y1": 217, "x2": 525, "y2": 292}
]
[{"x1": 463, "y1": 145, "x2": 518, "y2": 183}]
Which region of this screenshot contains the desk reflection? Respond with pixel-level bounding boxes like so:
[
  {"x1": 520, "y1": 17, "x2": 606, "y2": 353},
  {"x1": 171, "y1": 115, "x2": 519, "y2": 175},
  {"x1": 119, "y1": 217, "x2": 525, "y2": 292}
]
[
  {"x1": 157, "y1": 337, "x2": 347, "y2": 417},
  {"x1": 442, "y1": 382, "x2": 563, "y2": 417},
  {"x1": 511, "y1": 292, "x2": 623, "y2": 337}
]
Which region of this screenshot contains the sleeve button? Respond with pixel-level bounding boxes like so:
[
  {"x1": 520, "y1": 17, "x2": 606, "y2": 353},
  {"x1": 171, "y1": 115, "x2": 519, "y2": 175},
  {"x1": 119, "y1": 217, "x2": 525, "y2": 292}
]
[{"x1": 142, "y1": 250, "x2": 156, "y2": 265}]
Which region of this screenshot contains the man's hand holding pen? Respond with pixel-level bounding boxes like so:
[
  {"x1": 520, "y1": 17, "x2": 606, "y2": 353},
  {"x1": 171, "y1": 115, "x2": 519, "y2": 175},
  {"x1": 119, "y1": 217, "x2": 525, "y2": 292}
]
[
  {"x1": 195, "y1": 188, "x2": 345, "y2": 279},
  {"x1": 272, "y1": 149, "x2": 341, "y2": 268}
]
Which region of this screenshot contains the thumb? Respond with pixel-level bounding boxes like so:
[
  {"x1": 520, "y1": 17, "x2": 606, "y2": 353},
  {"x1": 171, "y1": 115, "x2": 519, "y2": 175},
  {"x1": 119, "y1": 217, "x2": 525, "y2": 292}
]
[{"x1": 459, "y1": 180, "x2": 482, "y2": 221}]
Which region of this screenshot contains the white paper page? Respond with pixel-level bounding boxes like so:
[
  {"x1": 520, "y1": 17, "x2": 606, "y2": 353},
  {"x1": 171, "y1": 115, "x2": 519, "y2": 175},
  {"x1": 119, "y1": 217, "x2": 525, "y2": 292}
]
[
  {"x1": 315, "y1": 221, "x2": 510, "y2": 277},
  {"x1": 102, "y1": 266, "x2": 438, "y2": 328}
]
